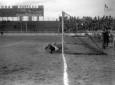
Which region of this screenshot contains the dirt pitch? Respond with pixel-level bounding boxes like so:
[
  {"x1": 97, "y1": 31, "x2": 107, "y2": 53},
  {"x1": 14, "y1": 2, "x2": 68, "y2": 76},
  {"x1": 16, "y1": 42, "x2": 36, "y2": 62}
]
[
  {"x1": 0, "y1": 34, "x2": 115, "y2": 85},
  {"x1": 0, "y1": 35, "x2": 63, "y2": 85},
  {"x1": 64, "y1": 36, "x2": 115, "y2": 85}
]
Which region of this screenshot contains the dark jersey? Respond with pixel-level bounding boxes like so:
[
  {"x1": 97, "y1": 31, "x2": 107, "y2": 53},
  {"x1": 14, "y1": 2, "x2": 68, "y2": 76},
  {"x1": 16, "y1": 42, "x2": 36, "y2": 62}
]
[{"x1": 102, "y1": 31, "x2": 109, "y2": 42}]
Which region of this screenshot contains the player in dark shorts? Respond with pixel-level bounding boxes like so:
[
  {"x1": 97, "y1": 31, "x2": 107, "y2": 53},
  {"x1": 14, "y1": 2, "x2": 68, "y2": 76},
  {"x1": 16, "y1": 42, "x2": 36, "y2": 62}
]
[{"x1": 102, "y1": 29, "x2": 109, "y2": 49}]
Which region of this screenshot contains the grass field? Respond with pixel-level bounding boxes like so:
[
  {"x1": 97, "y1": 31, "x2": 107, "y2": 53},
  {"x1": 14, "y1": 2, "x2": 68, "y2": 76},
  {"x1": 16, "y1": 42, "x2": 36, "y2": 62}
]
[{"x1": 0, "y1": 34, "x2": 114, "y2": 85}]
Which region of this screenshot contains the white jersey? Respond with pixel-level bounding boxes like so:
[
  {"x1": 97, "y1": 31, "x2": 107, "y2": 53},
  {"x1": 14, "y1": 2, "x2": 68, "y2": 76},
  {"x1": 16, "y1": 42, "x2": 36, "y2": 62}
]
[{"x1": 52, "y1": 44, "x2": 59, "y2": 51}]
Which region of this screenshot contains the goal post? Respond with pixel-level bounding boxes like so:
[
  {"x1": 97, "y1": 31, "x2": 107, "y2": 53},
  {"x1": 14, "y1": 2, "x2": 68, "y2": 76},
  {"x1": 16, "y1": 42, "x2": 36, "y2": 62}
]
[
  {"x1": 61, "y1": 11, "x2": 72, "y2": 54},
  {"x1": 61, "y1": 11, "x2": 104, "y2": 55},
  {"x1": 61, "y1": 11, "x2": 64, "y2": 55}
]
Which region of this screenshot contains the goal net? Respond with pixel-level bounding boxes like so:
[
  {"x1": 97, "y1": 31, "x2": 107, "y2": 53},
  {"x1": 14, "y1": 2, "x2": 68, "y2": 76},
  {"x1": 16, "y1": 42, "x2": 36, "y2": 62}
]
[{"x1": 61, "y1": 11, "x2": 105, "y2": 55}]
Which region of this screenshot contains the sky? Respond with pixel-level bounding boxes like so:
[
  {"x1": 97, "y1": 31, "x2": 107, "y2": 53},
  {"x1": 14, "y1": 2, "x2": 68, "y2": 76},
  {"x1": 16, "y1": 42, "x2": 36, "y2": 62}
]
[{"x1": 0, "y1": 0, "x2": 115, "y2": 18}]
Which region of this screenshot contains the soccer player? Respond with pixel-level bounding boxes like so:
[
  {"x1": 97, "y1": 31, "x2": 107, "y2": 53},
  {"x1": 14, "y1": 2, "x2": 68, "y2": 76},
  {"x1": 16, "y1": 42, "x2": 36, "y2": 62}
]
[
  {"x1": 102, "y1": 28, "x2": 109, "y2": 49},
  {"x1": 45, "y1": 42, "x2": 59, "y2": 54}
]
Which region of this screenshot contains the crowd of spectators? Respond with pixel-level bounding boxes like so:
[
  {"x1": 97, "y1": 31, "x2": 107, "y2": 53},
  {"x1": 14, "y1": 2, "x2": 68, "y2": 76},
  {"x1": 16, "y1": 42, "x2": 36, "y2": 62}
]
[{"x1": 59, "y1": 16, "x2": 115, "y2": 33}]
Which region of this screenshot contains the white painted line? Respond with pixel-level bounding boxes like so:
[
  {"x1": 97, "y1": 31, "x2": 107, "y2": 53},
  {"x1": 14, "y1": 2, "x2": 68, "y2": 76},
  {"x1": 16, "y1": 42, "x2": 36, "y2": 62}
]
[{"x1": 62, "y1": 53, "x2": 69, "y2": 85}]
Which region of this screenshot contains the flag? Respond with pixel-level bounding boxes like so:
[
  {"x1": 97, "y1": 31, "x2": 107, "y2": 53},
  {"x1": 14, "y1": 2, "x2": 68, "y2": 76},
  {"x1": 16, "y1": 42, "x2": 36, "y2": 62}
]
[
  {"x1": 105, "y1": 4, "x2": 109, "y2": 9},
  {"x1": 104, "y1": 3, "x2": 111, "y2": 12}
]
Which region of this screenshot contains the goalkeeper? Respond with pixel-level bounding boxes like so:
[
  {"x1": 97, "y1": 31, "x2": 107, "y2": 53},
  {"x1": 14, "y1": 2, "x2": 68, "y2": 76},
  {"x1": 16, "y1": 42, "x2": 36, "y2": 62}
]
[{"x1": 45, "y1": 42, "x2": 59, "y2": 54}]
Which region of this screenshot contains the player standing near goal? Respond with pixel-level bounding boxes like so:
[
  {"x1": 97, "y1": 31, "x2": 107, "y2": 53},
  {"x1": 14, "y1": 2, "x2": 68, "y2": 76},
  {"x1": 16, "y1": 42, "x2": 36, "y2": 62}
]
[{"x1": 102, "y1": 28, "x2": 110, "y2": 49}]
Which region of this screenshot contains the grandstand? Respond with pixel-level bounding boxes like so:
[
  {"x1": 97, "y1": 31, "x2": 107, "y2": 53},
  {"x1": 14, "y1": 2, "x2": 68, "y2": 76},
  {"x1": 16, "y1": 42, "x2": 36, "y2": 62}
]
[{"x1": 0, "y1": 5, "x2": 60, "y2": 33}]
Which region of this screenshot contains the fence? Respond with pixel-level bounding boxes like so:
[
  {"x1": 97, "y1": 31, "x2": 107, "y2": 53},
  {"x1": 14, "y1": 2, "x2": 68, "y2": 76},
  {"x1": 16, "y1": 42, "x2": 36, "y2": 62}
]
[{"x1": 0, "y1": 21, "x2": 61, "y2": 33}]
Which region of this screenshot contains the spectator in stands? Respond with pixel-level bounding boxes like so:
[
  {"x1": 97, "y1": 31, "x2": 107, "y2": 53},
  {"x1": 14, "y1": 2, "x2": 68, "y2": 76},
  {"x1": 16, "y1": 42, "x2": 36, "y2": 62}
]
[{"x1": 102, "y1": 28, "x2": 110, "y2": 49}]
